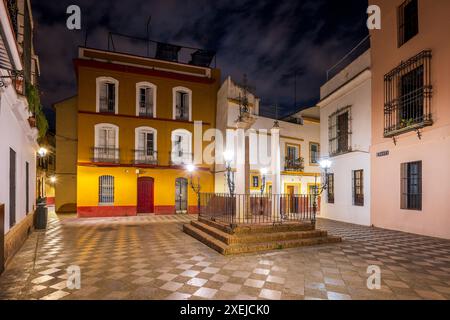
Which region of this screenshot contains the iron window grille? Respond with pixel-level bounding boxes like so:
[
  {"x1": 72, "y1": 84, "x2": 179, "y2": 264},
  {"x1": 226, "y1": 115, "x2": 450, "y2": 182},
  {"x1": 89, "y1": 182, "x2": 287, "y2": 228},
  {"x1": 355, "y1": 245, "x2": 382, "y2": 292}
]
[
  {"x1": 401, "y1": 161, "x2": 422, "y2": 210},
  {"x1": 353, "y1": 170, "x2": 364, "y2": 206},
  {"x1": 384, "y1": 50, "x2": 432, "y2": 138},
  {"x1": 327, "y1": 173, "x2": 335, "y2": 204},
  {"x1": 252, "y1": 176, "x2": 259, "y2": 188},
  {"x1": 328, "y1": 106, "x2": 352, "y2": 157},
  {"x1": 99, "y1": 175, "x2": 114, "y2": 205},
  {"x1": 398, "y1": 0, "x2": 419, "y2": 47}
]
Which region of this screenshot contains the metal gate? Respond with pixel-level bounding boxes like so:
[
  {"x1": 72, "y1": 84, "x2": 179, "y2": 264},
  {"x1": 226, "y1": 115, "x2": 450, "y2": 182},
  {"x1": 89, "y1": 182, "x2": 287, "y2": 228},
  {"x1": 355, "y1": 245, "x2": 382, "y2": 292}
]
[{"x1": 175, "y1": 178, "x2": 188, "y2": 213}]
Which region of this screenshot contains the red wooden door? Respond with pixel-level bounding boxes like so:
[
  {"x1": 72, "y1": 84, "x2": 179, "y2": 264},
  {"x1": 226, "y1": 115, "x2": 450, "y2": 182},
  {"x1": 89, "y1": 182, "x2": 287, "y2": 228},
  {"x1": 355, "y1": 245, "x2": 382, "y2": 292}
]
[{"x1": 137, "y1": 177, "x2": 154, "y2": 213}]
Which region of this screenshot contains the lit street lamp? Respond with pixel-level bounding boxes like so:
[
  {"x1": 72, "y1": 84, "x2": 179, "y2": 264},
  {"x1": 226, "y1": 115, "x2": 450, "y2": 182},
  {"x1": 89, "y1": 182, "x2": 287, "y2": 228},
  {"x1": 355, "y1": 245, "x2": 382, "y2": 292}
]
[
  {"x1": 312, "y1": 159, "x2": 333, "y2": 227},
  {"x1": 38, "y1": 147, "x2": 48, "y2": 157}
]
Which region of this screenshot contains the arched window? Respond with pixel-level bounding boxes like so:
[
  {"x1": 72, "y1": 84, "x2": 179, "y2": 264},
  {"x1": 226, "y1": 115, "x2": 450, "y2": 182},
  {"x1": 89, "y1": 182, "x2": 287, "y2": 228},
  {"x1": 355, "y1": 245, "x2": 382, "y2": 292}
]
[
  {"x1": 99, "y1": 175, "x2": 114, "y2": 205},
  {"x1": 136, "y1": 82, "x2": 157, "y2": 117},
  {"x1": 135, "y1": 127, "x2": 157, "y2": 165},
  {"x1": 96, "y1": 77, "x2": 119, "y2": 114},
  {"x1": 94, "y1": 123, "x2": 119, "y2": 163},
  {"x1": 171, "y1": 129, "x2": 192, "y2": 165},
  {"x1": 173, "y1": 86, "x2": 192, "y2": 121}
]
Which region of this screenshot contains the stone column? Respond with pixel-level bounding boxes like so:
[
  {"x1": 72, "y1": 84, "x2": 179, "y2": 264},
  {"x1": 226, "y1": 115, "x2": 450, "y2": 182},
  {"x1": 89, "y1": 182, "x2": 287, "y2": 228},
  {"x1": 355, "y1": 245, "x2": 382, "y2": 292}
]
[{"x1": 270, "y1": 125, "x2": 281, "y2": 220}]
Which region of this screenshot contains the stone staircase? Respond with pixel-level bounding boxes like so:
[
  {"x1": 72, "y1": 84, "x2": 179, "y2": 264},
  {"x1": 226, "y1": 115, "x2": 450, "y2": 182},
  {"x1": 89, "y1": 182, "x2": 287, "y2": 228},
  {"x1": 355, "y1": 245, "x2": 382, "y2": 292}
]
[{"x1": 183, "y1": 217, "x2": 341, "y2": 255}]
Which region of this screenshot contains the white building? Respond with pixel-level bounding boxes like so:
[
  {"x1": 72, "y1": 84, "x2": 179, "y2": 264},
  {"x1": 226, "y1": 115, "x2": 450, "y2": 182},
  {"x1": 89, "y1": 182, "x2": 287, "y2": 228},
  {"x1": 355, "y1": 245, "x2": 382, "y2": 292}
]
[
  {"x1": 215, "y1": 76, "x2": 321, "y2": 196},
  {"x1": 0, "y1": 0, "x2": 39, "y2": 268},
  {"x1": 317, "y1": 50, "x2": 372, "y2": 226}
]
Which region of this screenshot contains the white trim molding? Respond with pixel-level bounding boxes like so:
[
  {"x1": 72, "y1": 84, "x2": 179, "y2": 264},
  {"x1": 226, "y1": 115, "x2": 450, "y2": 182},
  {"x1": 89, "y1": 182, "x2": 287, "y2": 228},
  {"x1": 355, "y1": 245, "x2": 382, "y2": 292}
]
[
  {"x1": 135, "y1": 82, "x2": 157, "y2": 117},
  {"x1": 172, "y1": 86, "x2": 192, "y2": 121},
  {"x1": 96, "y1": 76, "x2": 119, "y2": 114}
]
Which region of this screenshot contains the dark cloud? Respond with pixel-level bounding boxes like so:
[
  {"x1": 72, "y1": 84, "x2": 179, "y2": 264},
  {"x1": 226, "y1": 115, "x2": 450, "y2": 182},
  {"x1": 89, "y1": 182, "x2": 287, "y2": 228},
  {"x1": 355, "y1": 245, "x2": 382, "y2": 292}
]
[{"x1": 32, "y1": 0, "x2": 369, "y2": 126}]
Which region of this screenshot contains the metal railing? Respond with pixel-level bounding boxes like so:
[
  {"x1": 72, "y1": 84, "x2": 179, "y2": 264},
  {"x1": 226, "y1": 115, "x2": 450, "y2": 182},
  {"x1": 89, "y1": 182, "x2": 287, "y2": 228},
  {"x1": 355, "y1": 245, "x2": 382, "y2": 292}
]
[
  {"x1": 284, "y1": 158, "x2": 305, "y2": 172},
  {"x1": 99, "y1": 97, "x2": 115, "y2": 113},
  {"x1": 199, "y1": 193, "x2": 319, "y2": 227},
  {"x1": 138, "y1": 101, "x2": 153, "y2": 117},
  {"x1": 133, "y1": 150, "x2": 157, "y2": 165},
  {"x1": 175, "y1": 105, "x2": 189, "y2": 121},
  {"x1": 91, "y1": 147, "x2": 120, "y2": 164}
]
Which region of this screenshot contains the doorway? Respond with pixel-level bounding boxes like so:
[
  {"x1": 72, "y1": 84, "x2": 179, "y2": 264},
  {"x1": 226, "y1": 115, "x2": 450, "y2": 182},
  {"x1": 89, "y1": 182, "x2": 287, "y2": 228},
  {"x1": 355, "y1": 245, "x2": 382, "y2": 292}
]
[
  {"x1": 175, "y1": 178, "x2": 188, "y2": 213},
  {"x1": 137, "y1": 177, "x2": 154, "y2": 214}
]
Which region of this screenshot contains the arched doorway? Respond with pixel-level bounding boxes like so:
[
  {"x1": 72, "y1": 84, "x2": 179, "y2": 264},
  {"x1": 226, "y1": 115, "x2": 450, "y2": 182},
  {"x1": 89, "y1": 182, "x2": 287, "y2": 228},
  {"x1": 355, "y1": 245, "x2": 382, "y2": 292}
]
[
  {"x1": 137, "y1": 177, "x2": 154, "y2": 213},
  {"x1": 175, "y1": 178, "x2": 188, "y2": 213}
]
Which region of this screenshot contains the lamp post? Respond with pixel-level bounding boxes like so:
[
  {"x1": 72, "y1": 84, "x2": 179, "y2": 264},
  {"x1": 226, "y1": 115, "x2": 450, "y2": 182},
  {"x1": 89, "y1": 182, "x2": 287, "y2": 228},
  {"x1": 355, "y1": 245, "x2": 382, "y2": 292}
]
[
  {"x1": 259, "y1": 167, "x2": 268, "y2": 195},
  {"x1": 186, "y1": 164, "x2": 201, "y2": 214},
  {"x1": 311, "y1": 159, "x2": 332, "y2": 227},
  {"x1": 223, "y1": 150, "x2": 235, "y2": 195}
]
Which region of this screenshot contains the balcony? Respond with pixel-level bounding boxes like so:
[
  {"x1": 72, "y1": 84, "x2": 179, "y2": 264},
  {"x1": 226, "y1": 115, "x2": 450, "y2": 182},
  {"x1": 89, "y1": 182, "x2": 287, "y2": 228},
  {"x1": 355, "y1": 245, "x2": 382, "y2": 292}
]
[
  {"x1": 91, "y1": 147, "x2": 120, "y2": 164},
  {"x1": 138, "y1": 102, "x2": 153, "y2": 118},
  {"x1": 99, "y1": 97, "x2": 115, "y2": 113},
  {"x1": 170, "y1": 151, "x2": 193, "y2": 166},
  {"x1": 133, "y1": 150, "x2": 158, "y2": 166},
  {"x1": 175, "y1": 105, "x2": 189, "y2": 121},
  {"x1": 284, "y1": 158, "x2": 305, "y2": 172}
]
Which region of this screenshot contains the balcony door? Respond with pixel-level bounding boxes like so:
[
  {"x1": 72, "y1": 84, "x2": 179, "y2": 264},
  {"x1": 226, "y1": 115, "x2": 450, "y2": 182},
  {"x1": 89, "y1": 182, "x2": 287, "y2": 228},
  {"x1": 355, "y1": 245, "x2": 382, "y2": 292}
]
[
  {"x1": 137, "y1": 130, "x2": 156, "y2": 163},
  {"x1": 137, "y1": 177, "x2": 154, "y2": 214},
  {"x1": 175, "y1": 178, "x2": 188, "y2": 213},
  {"x1": 95, "y1": 124, "x2": 118, "y2": 163}
]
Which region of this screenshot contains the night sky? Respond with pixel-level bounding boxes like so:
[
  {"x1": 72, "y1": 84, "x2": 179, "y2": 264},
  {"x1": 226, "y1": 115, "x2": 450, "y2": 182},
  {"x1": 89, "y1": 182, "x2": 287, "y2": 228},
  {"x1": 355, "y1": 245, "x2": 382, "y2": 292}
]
[{"x1": 32, "y1": 0, "x2": 369, "y2": 130}]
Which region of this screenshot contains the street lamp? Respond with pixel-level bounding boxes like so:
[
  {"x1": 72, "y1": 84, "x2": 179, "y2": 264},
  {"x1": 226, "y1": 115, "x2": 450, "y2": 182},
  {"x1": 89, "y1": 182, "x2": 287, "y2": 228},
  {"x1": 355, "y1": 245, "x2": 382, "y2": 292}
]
[
  {"x1": 223, "y1": 150, "x2": 235, "y2": 195},
  {"x1": 311, "y1": 159, "x2": 333, "y2": 227},
  {"x1": 49, "y1": 176, "x2": 57, "y2": 184},
  {"x1": 186, "y1": 164, "x2": 201, "y2": 214},
  {"x1": 38, "y1": 147, "x2": 48, "y2": 157}
]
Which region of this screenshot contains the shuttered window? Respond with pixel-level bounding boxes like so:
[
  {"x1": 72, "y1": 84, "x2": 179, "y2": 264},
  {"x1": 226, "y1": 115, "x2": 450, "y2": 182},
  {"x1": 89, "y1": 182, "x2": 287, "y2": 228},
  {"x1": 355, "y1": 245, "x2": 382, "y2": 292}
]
[
  {"x1": 175, "y1": 91, "x2": 189, "y2": 120},
  {"x1": 327, "y1": 173, "x2": 334, "y2": 204},
  {"x1": 99, "y1": 82, "x2": 115, "y2": 113},
  {"x1": 99, "y1": 175, "x2": 114, "y2": 204},
  {"x1": 401, "y1": 161, "x2": 422, "y2": 210},
  {"x1": 353, "y1": 170, "x2": 364, "y2": 206}
]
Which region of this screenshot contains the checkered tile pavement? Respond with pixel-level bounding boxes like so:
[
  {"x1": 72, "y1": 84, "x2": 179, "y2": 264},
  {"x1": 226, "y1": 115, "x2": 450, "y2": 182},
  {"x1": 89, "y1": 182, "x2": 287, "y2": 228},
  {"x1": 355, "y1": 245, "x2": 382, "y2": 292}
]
[{"x1": 1, "y1": 212, "x2": 450, "y2": 300}]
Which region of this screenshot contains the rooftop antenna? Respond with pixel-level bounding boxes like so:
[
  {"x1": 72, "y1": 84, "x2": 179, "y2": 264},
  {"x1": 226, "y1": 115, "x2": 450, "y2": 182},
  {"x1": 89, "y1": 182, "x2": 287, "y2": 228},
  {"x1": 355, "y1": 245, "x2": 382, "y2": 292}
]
[
  {"x1": 273, "y1": 103, "x2": 280, "y2": 128},
  {"x1": 146, "y1": 16, "x2": 152, "y2": 57}
]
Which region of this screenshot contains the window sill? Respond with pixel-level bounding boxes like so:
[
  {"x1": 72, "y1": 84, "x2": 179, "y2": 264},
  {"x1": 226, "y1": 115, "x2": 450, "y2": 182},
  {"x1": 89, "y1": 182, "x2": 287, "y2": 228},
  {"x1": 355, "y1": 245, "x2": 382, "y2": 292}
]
[{"x1": 384, "y1": 120, "x2": 433, "y2": 138}]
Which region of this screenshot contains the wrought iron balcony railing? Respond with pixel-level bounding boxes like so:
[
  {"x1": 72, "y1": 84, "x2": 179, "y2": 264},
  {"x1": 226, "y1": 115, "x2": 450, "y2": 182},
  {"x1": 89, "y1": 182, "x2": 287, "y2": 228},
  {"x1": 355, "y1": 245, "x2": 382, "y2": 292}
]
[
  {"x1": 175, "y1": 105, "x2": 189, "y2": 121},
  {"x1": 138, "y1": 101, "x2": 153, "y2": 117},
  {"x1": 133, "y1": 150, "x2": 158, "y2": 165},
  {"x1": 91, "y1": 147, "x2": 120, "y2": 164},
  {"x1": 284, "y1": 158, "x2": 305, "y2": 172},
  {"x1": 99, "y1": 97, "x2": 115, "y2": 113},
  {"x1": 170, "y1": 151, "x2": 193, "y2": 166}
]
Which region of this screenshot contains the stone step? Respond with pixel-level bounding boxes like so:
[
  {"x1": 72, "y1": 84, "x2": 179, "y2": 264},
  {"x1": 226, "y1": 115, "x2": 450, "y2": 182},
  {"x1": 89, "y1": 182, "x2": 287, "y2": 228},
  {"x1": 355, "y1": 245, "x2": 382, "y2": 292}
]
[
  {"x1": 198, "y1": 216, "x2": 315, "y2": 235},
  {"x1": 191, "y1": 220, "x2": 328, "y2": 245},
  {"x1": 183, "y1": 222, "x2": 342, "y2": 256}
]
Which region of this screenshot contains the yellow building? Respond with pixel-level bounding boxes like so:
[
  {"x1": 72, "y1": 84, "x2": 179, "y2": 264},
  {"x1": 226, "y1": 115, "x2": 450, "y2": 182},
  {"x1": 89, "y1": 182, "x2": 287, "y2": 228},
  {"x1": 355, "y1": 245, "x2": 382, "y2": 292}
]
[{"x1": 56, "y1": 43, "x2": 220, "y2": 217}]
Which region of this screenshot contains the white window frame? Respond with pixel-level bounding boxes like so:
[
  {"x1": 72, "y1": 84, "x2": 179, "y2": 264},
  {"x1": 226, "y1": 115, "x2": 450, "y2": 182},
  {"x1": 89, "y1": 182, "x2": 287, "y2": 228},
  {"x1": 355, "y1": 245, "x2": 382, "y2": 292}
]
[
  {"x1": 171, "y1": 129, "x2": 192, "y2": 164},
  {"x1": 172, "y1": 86, "x2": 192, "y2": 121},
  {"x1": 96, "y1": 76, "x2": 119, "y2": 114},
  {"x1": 135, "y1": 82, "x2": 157, "y2": 117},
  {"x1": 135, "y1": 126, "x2": 158, "y2": 156}
]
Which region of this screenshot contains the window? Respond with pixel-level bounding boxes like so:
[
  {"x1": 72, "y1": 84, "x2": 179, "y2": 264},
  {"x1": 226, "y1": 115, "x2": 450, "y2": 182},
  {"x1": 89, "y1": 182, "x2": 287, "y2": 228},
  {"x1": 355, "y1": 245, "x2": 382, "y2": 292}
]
[
  {"x1": 135, "y1": 127, "x2": 157, "y2": 165},
  {"x1": 99, "y1": 175, "x2": 114, "y2": 205},
  {"x1": 401, "y1": 161, "x2": 422, "y2": 210},
  {"x1": 310, "y1": 142, "x2": 320, "y2": 165},
  {"x1": 398, "y1": 0, "x2": 419, "y2": 47},
  {"x1": 96, "y1": 77, "x2": 118, "y2": 114},
  {"x1": 136, "y1": 82, "x2": 156, "y2": 117},
  {"x1": 329, "y1": 107, "x2": 351, "y2": 156},
  {"x1": 252, "y1": 176, "x2": 259, "y2": 188},
  {"x1": 353, "y1": 170, "x2": 364, "y2": 206},
  {"x1": 173, "y1": 87, "x2": 192, "y2": 121},
  {"x1": 171, "y1": 129, "x2": 192, "y2": 165},
  {"x1": 327, "y1": 173, "x2": 334, "y2": 204},
  {"x1": 308, "y1": 184, "x2": 320, "y2": 195},
  {"x1": 93, "y1": 124, "x2": 119, "y2": 163},
  {"x1": 9, "y1": 148, "x2": 16, "y2": 228},
  {"x1": 285, "y1": 144, "x2": 303, "y2": 171},
  {"x1": 384, "y1": 50, "x2": 432, "y2": 137}
]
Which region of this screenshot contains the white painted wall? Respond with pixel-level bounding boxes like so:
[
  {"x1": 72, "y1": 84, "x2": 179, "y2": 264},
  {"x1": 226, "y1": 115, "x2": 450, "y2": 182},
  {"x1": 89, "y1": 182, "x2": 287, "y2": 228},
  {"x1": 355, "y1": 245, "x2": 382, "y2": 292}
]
[
  {"x1": 0, "y1": 83, "x2": 38, "y2": 234},
  {"x1": 319, "y1": 67, "x2": 372, "y2": 226}
]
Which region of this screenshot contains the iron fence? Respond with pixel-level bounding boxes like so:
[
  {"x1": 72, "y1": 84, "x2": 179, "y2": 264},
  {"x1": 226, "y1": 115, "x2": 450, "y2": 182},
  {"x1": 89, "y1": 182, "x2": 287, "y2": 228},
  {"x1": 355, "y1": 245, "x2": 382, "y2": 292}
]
[
  {"x1": 199, "y1": 193, "x2": 319, "y2": 227},
  {"x1": 91, "y1": 147, "x2": 120, "y2": 164}
]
